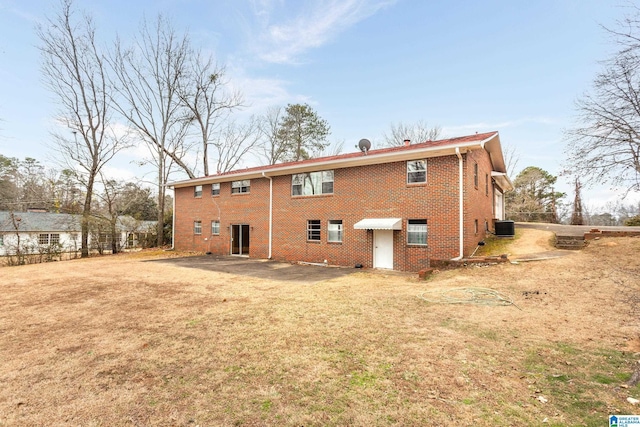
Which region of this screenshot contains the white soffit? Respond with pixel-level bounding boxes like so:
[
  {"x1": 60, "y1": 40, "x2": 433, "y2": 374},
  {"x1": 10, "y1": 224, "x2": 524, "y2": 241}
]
[{"x1": 353, "y1": 218, "x2": 402, "y2": 230}]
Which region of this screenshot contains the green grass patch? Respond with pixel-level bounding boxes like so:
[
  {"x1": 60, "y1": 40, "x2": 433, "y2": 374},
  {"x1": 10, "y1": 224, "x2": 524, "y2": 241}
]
[
  {"x1": 350, "y1": 371, "x2": 377, "y2": 387},
  {"x1": 520, "y1": 342, "x2": 638, "y2": 425},
  {"x1": 260, "y1": 399, "x2": 272, "y2": 411},
  {"x1": 476, "y1": 229, "x2": 523, "y2": 256}
]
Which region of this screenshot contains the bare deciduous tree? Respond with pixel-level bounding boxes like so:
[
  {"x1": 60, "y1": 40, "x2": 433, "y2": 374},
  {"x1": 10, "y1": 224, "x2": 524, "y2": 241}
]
[
  {"x1": 211, "y1": 118, "x2": 262, "y2": 174},
  {"x1": 382, "y1": 120, "x2": 441, "y2": 147},
  {"x1": 565, "y1": 5, "x2": 640, "y2": 193},
  {"x1": 259, "y1": 106, "x2": 287, "y2": 165},
  {"x1": 178, "y1": 53, "x2": 244, "y2": 176},
  {"x1": 37, "y1": 0, "x2": 128, "y2": 257},
  {"x1": 111, "y1": 15, "x2": 194, "y2": 246},
  {"x1": 502, "y1": 143, "x2": 520, "y2": 179}
]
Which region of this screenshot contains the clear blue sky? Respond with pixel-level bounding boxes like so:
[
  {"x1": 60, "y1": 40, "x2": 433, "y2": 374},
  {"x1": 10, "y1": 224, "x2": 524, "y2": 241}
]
[{"x1": 0, "y1": 0, "x2": 632, "y2": 211}]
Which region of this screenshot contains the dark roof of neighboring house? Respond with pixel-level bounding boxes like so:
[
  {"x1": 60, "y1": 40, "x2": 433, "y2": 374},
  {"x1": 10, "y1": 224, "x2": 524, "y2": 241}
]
[
  {"x1": 169, "y1": 131, "x2": 508, "y2": 189},
  {"x1": 0, "y1": 212, "x2": 156, "y2": 233}
]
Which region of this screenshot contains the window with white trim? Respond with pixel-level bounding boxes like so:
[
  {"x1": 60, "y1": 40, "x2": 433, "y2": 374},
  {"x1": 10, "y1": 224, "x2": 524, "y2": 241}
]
[
  {"x1": 0, "y1": 234, "x2": 4, "y2": 246},
  {"x1": 194, "y1": 185, "x2": 203, "y2": 197},
  {"x1": 194, "y1": 221, "x2": 202, "y2": 235},
  {"x1": 211, "y1": 183, "x2": 220, "y2": 196},
  {"x1": 307, "y1": 220, "x2": 321, "y2": 241},
  {"x1": 231, "y1": 180, "x2": 250, "y2": 194},
  {"x1": 407, "y1": 160, "x2": 427, "y2": 183},
  {"x1": 38, "y1": 233, "x2": 61, "y2": 245},
  {"x1": 407, "y1": 219, "x2": 427, "y2": 245},
  {"x1": 211, "y1": 220, "x2": 220, "y2": 235},
  {"x1": 292, "y1": 171, "x2": 334, "y2": 196},
  {"x1": 328, "y1": 220, "x2": 343, "y2": 243}
]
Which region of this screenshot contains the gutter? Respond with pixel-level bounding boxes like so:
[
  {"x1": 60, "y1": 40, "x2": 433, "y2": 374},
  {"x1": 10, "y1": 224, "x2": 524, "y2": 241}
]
[
  {"x1": 168, "y1": 136, "x2": 498, "y2": 189},
  {"x1": 262, "y1": 172, "x2": 273, "y2": 259},
  {"x1": 452, "y1": 147, "x2": 464, "y2": 261}
]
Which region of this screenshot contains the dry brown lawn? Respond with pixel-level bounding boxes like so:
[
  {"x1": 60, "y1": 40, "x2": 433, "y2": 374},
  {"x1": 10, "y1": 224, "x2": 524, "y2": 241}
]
[{"x1": 1, "y1": 230, "x2": 639, "y2": 426}]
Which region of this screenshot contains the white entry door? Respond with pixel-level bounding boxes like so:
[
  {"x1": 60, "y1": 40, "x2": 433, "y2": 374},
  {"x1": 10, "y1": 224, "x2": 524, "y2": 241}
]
[{"x1": 373, "y1": 230, "x2": 394, "y2": 269}]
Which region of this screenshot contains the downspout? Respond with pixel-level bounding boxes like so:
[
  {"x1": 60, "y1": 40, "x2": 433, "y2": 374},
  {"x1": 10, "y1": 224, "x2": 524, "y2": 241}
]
[
  {"x1": 262, "y1": 172, "x2": 273, "y2": 259},
  {"x1": 171, "y1": 187, "x2": 175, "y2": 250},
  {"x1": 452, "y1": 147, "x2": 464, "y2": 260}
]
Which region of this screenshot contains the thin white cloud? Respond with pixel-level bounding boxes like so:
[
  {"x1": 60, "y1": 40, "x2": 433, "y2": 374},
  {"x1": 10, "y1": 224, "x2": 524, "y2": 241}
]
[
  {"x1": 252, "y1": 0, "x2": 397, "y2": 64},
  {"x1": 441, "y1": 117, "x2": 560, "y2": 136},
  {"x1": 2, "y1": 2, "x2": 40, "y2": 24}
]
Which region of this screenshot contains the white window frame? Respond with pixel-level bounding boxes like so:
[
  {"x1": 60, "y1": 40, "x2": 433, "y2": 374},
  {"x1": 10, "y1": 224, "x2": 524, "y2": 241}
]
[
  {"x1": 211, "y1": 183, "x2": 220, "y2": 196},
  {"x1": 0, "y1": 234, "x2": 3, "y2": 246},
  {"x1": 328, "y1": 220, "x2": 343, "y2": 243},
  {"x1": 307, "y1": 220, "x2": 321, "y2": 241},
  {"x1": 211, "y1": 220, "x2": 220, "y2": 235},
  {"x1": 194, "y1": 221, "x2": 202, "y2": 235},
  {"x1": 194, "y1": 185, "x2": 203, "y2": 197},
  {"x1": 407, "y1": 219, "x2": 428, "y2": 245},
  {"x1": 407, "y1": 160, "x2": 427, "y2": 183},
  {"x1": 292, "y1": 171, "x2": 334, "y2": 196},
  {"x1": 231, "y1": 180, "x2": 250, "y2": 194}
]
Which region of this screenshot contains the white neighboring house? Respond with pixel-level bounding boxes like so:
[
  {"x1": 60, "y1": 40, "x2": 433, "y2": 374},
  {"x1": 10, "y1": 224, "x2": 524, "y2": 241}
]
[{"x1": 0, "y1": 211, "x2": 157, "y2": 257}]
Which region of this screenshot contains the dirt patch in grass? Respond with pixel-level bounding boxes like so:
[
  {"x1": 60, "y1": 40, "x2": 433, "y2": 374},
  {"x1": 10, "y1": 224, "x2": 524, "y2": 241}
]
[{"x1": 1, "y1": 234, "x2": 639, "y2": 426}]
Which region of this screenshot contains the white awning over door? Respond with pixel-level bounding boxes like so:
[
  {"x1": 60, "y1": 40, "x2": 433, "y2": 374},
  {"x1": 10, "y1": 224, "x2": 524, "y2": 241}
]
[{"x1": 353, "y1": 218, "x2": 402, "y2": 230}]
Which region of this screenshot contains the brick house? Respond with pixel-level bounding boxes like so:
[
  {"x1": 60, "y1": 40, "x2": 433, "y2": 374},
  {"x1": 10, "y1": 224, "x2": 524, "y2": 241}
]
[{"x1": 168, "y1": 131, "x2": 512, "y2": 271}]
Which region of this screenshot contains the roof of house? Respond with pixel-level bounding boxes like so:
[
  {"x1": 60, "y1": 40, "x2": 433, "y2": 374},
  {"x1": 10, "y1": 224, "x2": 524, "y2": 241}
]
[
  {"x1": 0, "y1": 211, "x2": 80, "y2": 233},
  {"x1": 0, "y1": 211, "x2": 156, "y2": 233},
  {"x1": 168, "y1": 131, "x2": 511, "y2": 189}
]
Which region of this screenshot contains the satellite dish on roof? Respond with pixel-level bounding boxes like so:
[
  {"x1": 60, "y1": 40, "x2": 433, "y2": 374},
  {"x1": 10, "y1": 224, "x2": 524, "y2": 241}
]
[{"x1": 358, "y1": 138, "x2": 371, "y2": 154}]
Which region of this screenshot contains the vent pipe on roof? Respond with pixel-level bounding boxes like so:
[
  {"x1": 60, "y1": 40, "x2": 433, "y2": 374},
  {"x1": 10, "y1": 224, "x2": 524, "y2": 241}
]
[{"x1": 403, "y1": 139, "x2": 410, "y2": 146}]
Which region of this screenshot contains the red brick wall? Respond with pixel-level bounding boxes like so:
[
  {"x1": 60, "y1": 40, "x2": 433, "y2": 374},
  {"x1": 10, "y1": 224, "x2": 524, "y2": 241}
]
[
  {"x1": 174, "y1": 180, "x2": 270, "y2": 257},
  {"x1": 173, "y1": 150, "x2": 496, "y2": 271},
  {"x1": 463, "y1": 149, "x2": 496, "y2": 255}
]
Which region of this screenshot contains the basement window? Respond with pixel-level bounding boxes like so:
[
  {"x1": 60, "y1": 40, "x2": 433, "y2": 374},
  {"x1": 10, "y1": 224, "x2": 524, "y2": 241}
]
[
  {"x1": 307, "y1": 220, "x2": 321, "y2": 241},
  {"x1": 328, "y1": 220, "x2": 343, "y2": 243},
  {"x1": 407, "y1": 219, "x2": 427, "y2": 245}
]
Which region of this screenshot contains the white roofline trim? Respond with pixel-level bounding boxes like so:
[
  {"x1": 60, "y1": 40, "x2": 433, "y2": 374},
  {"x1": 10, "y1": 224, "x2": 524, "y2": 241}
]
[{"x1": 168, "y1": 135, "x2": 501, "y2": 189}]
